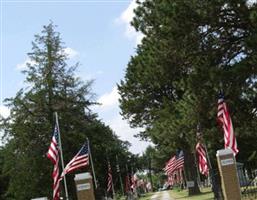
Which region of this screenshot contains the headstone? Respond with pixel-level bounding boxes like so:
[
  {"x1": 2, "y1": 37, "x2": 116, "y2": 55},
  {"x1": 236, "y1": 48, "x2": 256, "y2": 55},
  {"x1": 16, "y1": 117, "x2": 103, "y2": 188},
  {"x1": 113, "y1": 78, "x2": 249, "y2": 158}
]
[
  {"x1": 74, "y1": 172, "x2": 95, "y2": 200},
  {"x1": 216, "y1": 149, "x2": 241, "y2": 200},
  {"x1": 236, "y1": 162, "x2": 250, "y2": 187},
  {"x1": 186, "y1": 181, "x2": 194, "y2": 188}
]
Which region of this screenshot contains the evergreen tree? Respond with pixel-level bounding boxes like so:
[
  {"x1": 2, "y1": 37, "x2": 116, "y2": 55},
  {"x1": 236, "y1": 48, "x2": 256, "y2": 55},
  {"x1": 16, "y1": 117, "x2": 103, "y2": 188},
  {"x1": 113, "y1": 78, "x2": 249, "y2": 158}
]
[
  {"x1": 0, "y1": 23, "x2": 131, "y2": 199},
  {"x1": 118, "y1": 0, "x2": 257, "y2": 197}
]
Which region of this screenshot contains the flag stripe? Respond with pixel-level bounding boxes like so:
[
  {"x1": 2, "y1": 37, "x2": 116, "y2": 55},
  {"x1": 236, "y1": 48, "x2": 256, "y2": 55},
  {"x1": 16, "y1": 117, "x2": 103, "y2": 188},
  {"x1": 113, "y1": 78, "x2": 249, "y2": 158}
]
[
  {"x1": 164, "y1": 152, "x2": 184, "y2": 176},
  {"x1": 60, "y1": 142, "x2": 89, "y2": 179},
  {"x1": 196, "y1": 142, "x2": 209, "y2": 176},
  {"x1": 47, "y1": 125, "x2": 60, "y2": 200},
  {"x1": 107, "y1": 162, "x2": 113, "y2": 192},
  {"x1": 217, "y1": 93, "x2": 239, "y2": 155}
]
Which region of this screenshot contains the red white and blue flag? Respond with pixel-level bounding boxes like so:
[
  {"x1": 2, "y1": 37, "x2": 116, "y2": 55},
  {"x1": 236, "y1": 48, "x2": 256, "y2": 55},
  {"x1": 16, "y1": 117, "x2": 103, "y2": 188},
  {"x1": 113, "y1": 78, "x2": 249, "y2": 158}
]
[
  {"x1": 217, "y1": 92, "x2": 239, "y2": 155},
  {"x1": 131, "y1": 173, "x2": 138, "y2": 190},
  {"x1": 164, "y1": 156, "x2": 176, "y2": 175},
  {"x1": 125, "y1": 174, "x2": 131, "y2": 193},
  {"x1": 196, "y1": 142, "x2": 209, "y2": 176},
  {"x1": 164, "y1": 151, "x2": 184, "y2": 177},
  {"x1": 107, "y1": 162, "x2": 113, "y2": 193},
  {"x1": 164, "y1": 151, "x2": 184, "y2": 186},
  {"x1": 167, "y1": 174, "x2": 174, "y2": 186},
  {"x1": 47, "y1": 125, "x2": 60, "y2": 200},
  {"x1": 61, "y1": 142, "x2": 89, "y2": 178}
]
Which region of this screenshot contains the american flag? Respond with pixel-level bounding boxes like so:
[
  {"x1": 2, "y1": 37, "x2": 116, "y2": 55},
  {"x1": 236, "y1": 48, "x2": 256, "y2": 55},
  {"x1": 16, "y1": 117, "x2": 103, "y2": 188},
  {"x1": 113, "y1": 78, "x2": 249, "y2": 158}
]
[
  {"x1": 47, "y1": 125, "x2": 60, "y2": 200},
  {"x1": 164, "y1": 151, "x2": 184, "y2": 176},
  {"x1": 131, "y1": 173, "x2": 138, "y2": 191},
  {"x1": 61, "y1": 142, "x2": 89, "y2": 178},
  {"x1": 164, "y1": 156, "x2": 176, "y2": 175},
  {"x1": 174, "y1": 151, "x2": 184, "y2": 169},
  {"x1": 167, "y1": 174, "x2": 174, "y2": 186},
  {"x1": 177, "y1": 168, "x2": 183, "y2": 183},
  {"x1": 217, "y1": 92, "x2": 239, "y2": 155},
  {"x1": 107, "y1": 162, "x2": 113, "y2": 193},
  {"x1": 125, "y1": 174, "x2": 131, "y2": 193},
  {"x1": 195, "y1": 142, "x2": 209, "y2": 176}
]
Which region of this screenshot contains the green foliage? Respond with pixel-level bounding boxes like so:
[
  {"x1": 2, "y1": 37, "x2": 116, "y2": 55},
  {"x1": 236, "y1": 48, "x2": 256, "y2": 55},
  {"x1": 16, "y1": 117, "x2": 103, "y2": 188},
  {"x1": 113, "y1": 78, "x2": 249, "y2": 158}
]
[
  {"x1": 118, "y1": 0, "x2": 257, "y2": 195},
  {"x1": 119, "y1": 0, "x2": 257, "y2": 164},
  {"x1": 0, "y1": 23, "x2": 132, "y2": 200},
  {"x1": 0, "y1": 148, "x2": 9, "y2": 200}
]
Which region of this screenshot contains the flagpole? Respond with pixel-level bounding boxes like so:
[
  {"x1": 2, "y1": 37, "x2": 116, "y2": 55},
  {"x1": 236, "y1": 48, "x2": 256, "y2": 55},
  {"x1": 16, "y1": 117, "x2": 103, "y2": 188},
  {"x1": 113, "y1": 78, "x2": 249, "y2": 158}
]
[
  {"x1": 55, "y1": 112, "x2": 69, "y2": 200},
  {"x1": 87, "y1": 138, "x2": 97, "y2": 189},
  {"x1": 194, "y1": 149, "x2": 202, "y2": 187},
  {"x1": 203, "y1": 143, "x2": 213, "y2": 171},
  {"x1": 197, "y1": 123, "x2": 222, "y2": 198}
]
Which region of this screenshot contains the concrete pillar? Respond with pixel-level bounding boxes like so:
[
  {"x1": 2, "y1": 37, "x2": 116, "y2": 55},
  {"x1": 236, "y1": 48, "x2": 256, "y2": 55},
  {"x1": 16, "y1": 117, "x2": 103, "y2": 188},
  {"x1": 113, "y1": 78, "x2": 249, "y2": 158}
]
[
  {"x1": 74, "y1": 172, "x2": 95, "y2": 200},
  {"x1": 216, "y1": 149, "x2": 241, "y2": 200}
]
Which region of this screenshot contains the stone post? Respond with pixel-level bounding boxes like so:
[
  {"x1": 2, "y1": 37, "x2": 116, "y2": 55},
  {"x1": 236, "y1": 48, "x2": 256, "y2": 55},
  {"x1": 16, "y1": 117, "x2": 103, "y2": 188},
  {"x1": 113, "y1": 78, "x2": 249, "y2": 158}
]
[
  {"x1": 74, "y1": 172, "x2": 95, "y2": 200},
  {"x1": 216, "y1": 149, "x2": 241, "y2": 200}
]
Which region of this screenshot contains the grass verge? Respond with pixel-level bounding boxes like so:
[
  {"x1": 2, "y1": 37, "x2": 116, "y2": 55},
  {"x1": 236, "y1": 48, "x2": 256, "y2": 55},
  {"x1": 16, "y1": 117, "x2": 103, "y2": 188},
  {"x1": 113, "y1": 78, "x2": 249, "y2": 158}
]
[{"x1": 169, "y1": 187, "x2": 214, "y2": 200}]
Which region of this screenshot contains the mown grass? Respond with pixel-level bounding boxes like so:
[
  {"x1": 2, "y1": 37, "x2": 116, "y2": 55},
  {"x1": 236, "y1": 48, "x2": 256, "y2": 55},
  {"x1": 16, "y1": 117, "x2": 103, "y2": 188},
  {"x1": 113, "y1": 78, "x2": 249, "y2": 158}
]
[
  {"x1": 168, "y1": 187, "x2": 214, "y2": 200},
  {"x1": 139, "y1": 186, "x2": 257, "y2": 200}
]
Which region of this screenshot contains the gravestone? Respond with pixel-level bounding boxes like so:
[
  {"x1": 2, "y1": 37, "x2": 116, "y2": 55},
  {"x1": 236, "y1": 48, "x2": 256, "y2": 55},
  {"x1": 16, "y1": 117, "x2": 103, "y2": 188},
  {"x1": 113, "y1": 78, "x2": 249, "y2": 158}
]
[
  {"x1": 74, "y1": 172, "x2": 95, "y2": 200},
  {"x1": 216, "y1": 149, "x2": 241, "y2": 200}
]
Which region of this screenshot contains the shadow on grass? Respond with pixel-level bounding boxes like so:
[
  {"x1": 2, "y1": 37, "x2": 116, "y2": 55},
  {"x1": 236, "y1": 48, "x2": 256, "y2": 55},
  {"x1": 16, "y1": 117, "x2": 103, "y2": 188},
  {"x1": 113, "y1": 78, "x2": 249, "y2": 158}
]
[{"x1": 172, "y1": 190, "x2": 213, "y2": 200}]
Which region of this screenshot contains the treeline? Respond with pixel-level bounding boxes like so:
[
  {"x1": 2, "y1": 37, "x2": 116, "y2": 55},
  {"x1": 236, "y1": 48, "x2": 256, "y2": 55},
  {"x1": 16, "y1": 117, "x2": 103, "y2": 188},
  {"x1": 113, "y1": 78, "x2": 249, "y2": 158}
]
[{"x1": 118, "y1": 0, "x2": 257, "y2": 195}]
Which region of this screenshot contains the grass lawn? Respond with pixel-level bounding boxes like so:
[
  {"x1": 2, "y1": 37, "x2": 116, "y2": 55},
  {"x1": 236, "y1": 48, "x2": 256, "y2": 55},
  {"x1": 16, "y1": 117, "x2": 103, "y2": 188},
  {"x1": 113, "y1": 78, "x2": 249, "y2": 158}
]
[
  {"x1": 139, "y1": 187, "x2": 257, "y2": 200},
  {"x1": 169, "y1": 187, "x2": 214, "y2": 200}
]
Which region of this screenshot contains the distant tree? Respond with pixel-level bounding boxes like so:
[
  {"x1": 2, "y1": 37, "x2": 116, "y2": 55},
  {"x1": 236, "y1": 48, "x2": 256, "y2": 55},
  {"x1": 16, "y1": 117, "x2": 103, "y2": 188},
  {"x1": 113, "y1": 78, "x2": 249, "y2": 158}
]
[
  {"x1": 0, "y1": 148, "x2": 9, "y2": 200},
  {"x1": 0, "y1": 23, "x2": 131, "y2": 200}
]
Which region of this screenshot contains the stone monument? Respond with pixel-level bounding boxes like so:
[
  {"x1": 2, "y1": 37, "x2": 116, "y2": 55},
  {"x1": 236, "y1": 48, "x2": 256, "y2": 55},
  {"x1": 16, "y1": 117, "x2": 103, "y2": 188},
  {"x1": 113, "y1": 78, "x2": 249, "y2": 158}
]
[
  {"x1": 216, "y1": 149, "x2": 241, "y2": 200},
  {"x1": 74, "y1": 172, "x2": 95, "y2": 200}
]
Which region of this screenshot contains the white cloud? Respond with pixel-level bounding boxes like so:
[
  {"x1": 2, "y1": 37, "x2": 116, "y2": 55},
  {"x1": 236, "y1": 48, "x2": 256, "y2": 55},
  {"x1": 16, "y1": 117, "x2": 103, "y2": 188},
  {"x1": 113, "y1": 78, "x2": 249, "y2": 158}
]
[
  {"x1": 97, "y1": 86, "x2": 119, "y2": 109},
  {"x1": 116, "y1": 0, "x2": 144, "y2": 45},
  {"x1": 247, "y1": 0, "x2": 257, "y2": 6},
  {"x1": 16, "y1": 58, "x2": 36, "y2": 71},
  {"x1": 0, "y1": 105, "x2": 10, "y2": 118},
  {"x1": 106, "y1": 114, "x2": 151, "y2": 154},
  {"x1": 64, "y1": 47, "x2": 79, "y2": 59},
  {"x1": 93, "y1": 86, "x2": 151, "y2": 154}
]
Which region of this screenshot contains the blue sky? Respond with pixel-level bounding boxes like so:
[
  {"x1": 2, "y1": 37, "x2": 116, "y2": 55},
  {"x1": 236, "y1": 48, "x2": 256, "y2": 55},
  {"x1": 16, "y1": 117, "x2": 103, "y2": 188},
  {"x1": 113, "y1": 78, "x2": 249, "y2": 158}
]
[{"x1": 0, "y1": 0, "x2": 150, "y2": 154}]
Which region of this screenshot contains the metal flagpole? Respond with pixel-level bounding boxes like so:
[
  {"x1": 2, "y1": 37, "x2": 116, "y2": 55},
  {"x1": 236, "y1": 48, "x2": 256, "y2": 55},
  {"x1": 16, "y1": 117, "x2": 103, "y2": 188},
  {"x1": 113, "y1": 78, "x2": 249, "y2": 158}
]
[
  {"x1": 87, "y1": 138, "x2": 98, "y2": 189},
  {"x1": 55, "y1": 112, "x2": 69, "y2": 200},
  {"x1": 197, "y1": 123, "x2": 222, "y2": 199},
  {"x1": 203, "y1": 143, "x2": 213, "y2": 171},
  {"x1": 203, "y1": 142, "x2": 214, "y2": 187},
  {"x1": 194, "y1": 147, "x2": 202, "y2": 187}
]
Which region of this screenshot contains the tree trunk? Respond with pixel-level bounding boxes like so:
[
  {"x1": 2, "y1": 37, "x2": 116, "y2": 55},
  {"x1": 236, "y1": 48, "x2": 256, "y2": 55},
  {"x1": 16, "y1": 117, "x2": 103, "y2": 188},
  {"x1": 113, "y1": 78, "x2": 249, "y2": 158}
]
[
  {"x1": 211, "y1": 168, "x2": 224, "y2": 200},
  {"x1": 184, "y1": 150, "x2": 201, "y2": 195}
]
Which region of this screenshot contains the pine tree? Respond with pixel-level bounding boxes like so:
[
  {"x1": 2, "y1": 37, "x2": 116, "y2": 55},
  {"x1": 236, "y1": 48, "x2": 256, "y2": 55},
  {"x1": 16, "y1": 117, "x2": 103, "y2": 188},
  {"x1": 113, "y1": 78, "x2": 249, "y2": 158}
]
[
  {"x1": 118, "y1": 0, "x2": 257, "y2": 197},
  {"x1": 0, "y1": 23, "x2": 131, "y2": 199}
]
